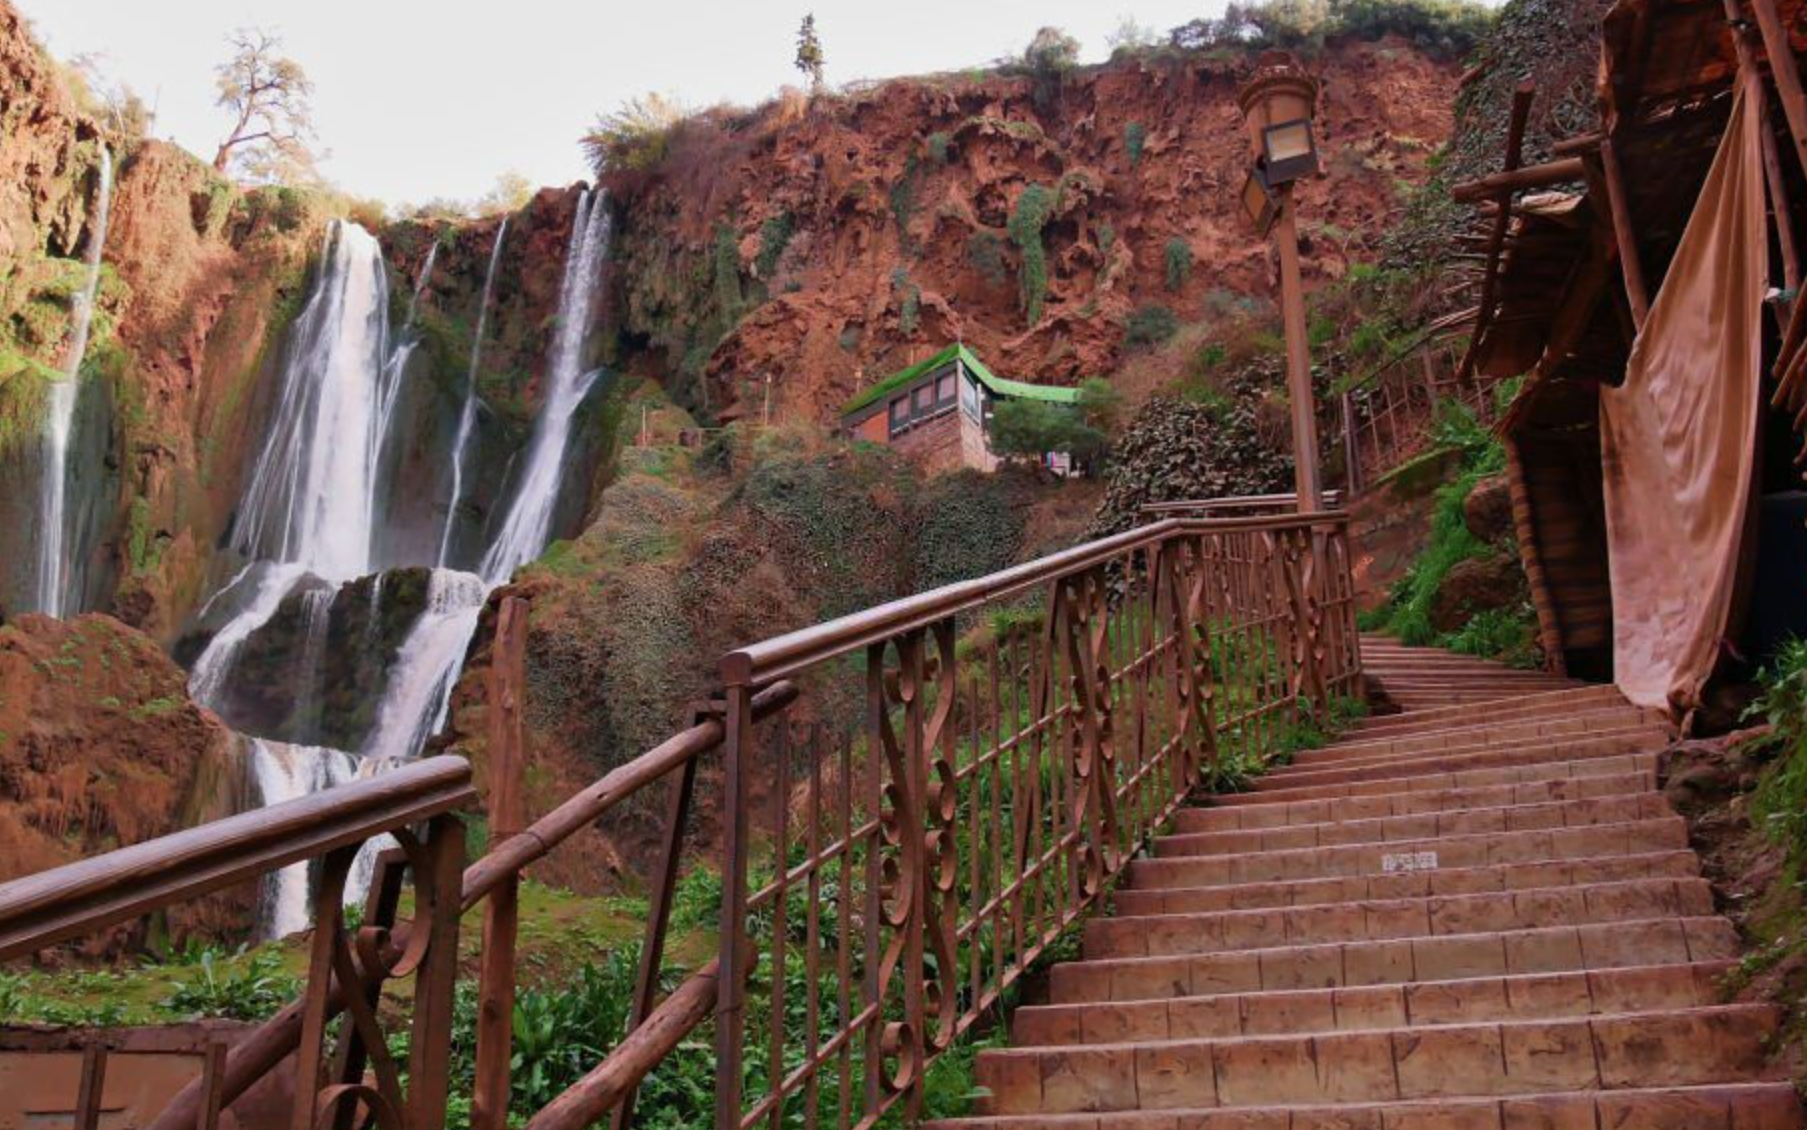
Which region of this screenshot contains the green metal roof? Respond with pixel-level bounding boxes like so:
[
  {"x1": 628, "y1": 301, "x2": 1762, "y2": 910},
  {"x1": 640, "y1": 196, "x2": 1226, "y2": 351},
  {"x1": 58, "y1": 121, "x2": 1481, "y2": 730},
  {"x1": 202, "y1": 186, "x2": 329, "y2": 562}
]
[{"x1": 840, "y1": 344, "x2": 1081, "y2": 417}]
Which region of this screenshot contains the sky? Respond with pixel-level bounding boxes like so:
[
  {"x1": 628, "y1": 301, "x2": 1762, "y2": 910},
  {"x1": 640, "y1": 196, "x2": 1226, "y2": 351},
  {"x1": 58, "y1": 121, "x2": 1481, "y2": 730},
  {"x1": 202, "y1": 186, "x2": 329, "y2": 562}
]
[{"x1": 28, "y1": 1, "x2": 1247, "y2": 207}]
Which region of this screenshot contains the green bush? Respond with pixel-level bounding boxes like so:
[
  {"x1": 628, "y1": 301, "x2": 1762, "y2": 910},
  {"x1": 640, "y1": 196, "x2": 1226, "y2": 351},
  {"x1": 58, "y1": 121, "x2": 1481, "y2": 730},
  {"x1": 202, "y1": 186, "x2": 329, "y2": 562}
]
[
  {"x1": 1167, "y1": 0, "x2": 1493, "y2": 61},
  {"x1": 1125, "y1": 121, "x2": 1147, "y2": 165},
  {"x1": 1164, "y1": 238, "x2": 1193, "y2": 293},
  {"x1": 1749, "y1": 638, "x2": 1807, "y2": 870},
  {"x1": 581, "y1": 93, "x2": 686, "y2": 174},
  {"x1": 926, "y1": 131, "x2": 952, "y2": 164},
  {"x1": 1124, "y1": 304, "x2": 1180, "y2": 352},
  {"x1": 1008, "y1": 184, "x2": 1055, "y2": 323},
  {"x1": 989, "y1": 399, "x2": 1106, "y2": 461},
  {"x1": 755, "y1": 213, "x2": 794, "y2": 278},
  {"x1": 161, "y1": 947, "x2": 298, "y2": 1021}
]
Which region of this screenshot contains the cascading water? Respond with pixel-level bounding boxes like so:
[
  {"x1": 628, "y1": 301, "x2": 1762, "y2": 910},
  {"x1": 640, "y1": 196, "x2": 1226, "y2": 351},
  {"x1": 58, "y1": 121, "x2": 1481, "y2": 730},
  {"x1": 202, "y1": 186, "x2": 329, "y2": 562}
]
[
  {"x1": 34, "y1": 146, "x2": 113, "y2": 618},
  {"x1": 481, "y1": 193, "x2": 612, "y2": 582},
  {"x1": 438, "y1": 219, "x2": 508, "y2": 567},
  {"x1": 248, "y1": 740, "x2": 359, "y2": 938},
  {"x1": 193, "y1": 193, "x2": 612, "y2": 936},
  {"x1": 374, "y1": 242, "x2": 439, "y2": 459}
]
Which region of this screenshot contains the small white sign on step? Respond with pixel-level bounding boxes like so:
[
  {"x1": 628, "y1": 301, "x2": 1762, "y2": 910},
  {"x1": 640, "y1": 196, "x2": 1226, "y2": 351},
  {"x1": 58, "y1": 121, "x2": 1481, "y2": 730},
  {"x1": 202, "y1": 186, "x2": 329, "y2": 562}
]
[{"x1": 1381, "y1": 851, "x2": 1439, "y2": 874}]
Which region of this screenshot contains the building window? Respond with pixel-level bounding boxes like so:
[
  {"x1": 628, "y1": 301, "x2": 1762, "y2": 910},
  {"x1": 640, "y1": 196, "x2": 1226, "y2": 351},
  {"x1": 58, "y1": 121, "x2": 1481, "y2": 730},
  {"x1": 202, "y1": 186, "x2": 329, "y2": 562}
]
[{"x1": 937, "y1": 373, "x2": 956, "y2": 403}]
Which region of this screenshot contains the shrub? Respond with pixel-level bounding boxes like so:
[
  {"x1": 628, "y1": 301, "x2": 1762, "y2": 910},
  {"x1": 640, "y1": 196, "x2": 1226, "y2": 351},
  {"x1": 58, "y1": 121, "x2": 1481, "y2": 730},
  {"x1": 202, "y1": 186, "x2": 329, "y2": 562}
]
[
  {"x1": 990, "y1": 399, "x2": 1106, "y2": 461},
  {"x1": 1164, "y1": 238, "x2": 1193, "y2": 293},
  {"x1": 968, "y1": 230, "x2": 1007, "y2": 286},
  {"x1": 1022, "y1": 26, "x2": 1081, "y2": 107},
  {"x1": 1007, "y1": 184, "x2": 1055, "y2": 324},
  {"x1": 581, "y1": 93, "x2": 686, "y2": 174},
  {"x1": 754, "y1": 212, "x2": 794, "y2": 278},
  {"x1": 926, "y1": 131, "x2": 952, "y2": 164},
  {"x1": 1124, "y1": 304, "x2": 1180, "y2": 352},
  {"x1": 162, "y1": 948, "x2": 298, "y2": 1021},
  {"x1": 1124, "y1": 121, "x2": 1147, "y2": 165},
  {"x1": 1750, "y1": 639, "x2": 1807, "y2": 870}
]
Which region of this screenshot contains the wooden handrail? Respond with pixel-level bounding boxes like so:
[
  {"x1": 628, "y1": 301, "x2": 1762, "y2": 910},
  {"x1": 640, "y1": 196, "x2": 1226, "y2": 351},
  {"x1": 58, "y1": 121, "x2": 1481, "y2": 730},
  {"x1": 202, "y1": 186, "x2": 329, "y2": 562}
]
[
  {"x1": 144, "y1": 680, "x2": 800, "y2": 1130},
  {"x1": 722, "y1": 511, "x2": 1349, "y2": 685},
  {"x1": 1141, "y1": 492, "x2": 1345, "y2": 515},
  {"x1": 528, "y1": 961, "x2": 722, "y2": 1130},
  {"x1": 0, "y1": 756, "x2": 475, "y2": 962}
]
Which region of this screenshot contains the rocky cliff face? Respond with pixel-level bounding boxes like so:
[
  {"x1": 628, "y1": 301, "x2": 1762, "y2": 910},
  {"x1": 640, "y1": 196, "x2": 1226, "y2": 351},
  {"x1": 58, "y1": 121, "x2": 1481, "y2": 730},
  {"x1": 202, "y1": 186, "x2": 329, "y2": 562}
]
[{"x1": 603, "y1": 38, "x2": 1459, "y2": 422}]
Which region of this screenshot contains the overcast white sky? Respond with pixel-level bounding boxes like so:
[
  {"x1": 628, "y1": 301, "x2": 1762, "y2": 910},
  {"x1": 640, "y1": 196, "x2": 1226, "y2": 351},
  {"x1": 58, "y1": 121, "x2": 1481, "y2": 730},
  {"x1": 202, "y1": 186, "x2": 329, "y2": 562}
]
[{"x1": 27, "y1": 1, "x2": 1252, "y2": 206}]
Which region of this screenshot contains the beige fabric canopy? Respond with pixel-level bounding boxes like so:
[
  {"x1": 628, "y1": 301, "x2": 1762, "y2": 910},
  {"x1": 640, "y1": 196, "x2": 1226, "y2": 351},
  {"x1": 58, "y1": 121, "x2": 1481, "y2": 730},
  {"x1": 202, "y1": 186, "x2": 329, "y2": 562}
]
[{"x1": 1599, "y1": 89, "x2": 1766, "y2": 712}]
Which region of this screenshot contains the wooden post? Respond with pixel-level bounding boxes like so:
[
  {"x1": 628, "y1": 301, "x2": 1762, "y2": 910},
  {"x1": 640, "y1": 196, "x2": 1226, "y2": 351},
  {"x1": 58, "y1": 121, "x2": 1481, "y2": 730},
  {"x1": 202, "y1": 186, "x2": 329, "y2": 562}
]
[
  {"x1": 1458, "y1": 83, "x2": 1536, "y2": 384},
  {"x1": 1761, "y1": 93, "x2": 1803, "y2": 294},
  {"x1": 1598, "y1": 137, "x2": 1651, "y2": 329},
  {"x1": 1274, "y1": 193, "x2": 1324, "y2": 514},
  {"x1": 73, "y1": 1044, "x2": 107, "y2": 1130},
  {"x1": 1746, "y1": 0, "x2": 1807, "y2": 176},
  {"x1": 473, "y1": 597, "x2": 530, "y2": 1130}
]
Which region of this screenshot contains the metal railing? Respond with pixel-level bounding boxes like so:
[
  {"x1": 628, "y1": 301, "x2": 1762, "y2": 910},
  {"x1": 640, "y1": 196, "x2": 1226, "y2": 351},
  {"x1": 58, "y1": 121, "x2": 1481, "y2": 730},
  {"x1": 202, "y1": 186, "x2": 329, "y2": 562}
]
[{"x1": 0, "y1": 508, "x2": 1361, "y2": 1130}]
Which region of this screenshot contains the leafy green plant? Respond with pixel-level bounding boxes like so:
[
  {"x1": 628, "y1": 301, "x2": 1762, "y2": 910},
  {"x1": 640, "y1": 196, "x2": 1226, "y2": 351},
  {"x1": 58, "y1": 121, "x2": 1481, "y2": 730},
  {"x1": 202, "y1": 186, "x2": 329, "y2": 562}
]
[
  {"x1": 162, "y1": 947, "x2": 298, "y2": 1020},
  {"x1": 1749, "y1": 639, "x2": 1807, "y2": 869},
  {"x1": 755, "y1": 213, "x2": 794, "y2": 278},
  {"x1": 1124, "y1": 121, "x2": 1147, "y2": 165},
  {"x1": 1007, "y1": 184, "x2": 1054, "y2": 323},
  {"x1": 1163, "y1": 238, "x2": 1193, "y2": 292},
  {"x1": 1124, "y1": 304, "x2": 1179, "y2": 352}
]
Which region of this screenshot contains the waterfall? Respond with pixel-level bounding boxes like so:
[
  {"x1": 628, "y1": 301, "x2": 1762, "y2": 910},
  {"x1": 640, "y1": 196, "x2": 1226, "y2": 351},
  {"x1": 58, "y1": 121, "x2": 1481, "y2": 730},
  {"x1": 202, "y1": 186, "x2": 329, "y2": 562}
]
[
  {"x1": 362, "y1": 569, "x2": 487, "y2": 762},
  {"x1": 375, "y1": 243, "x2": 440, "y2": 472},
  {"x1": 192, "y1": 193, "x2": 612, "y2": 933},
  {"x1": 232, "y1": 222, "x2": 391, "y2": 580},
  {"x1": 248, "y1": 739, "x2": 359, "y2": 937},
  {"x1": 34, "y1": 146, "x2": 113, "y2": 618},
  {"x1": 480, "y1": 192, "x2": 611, "y2": 583},
  {"x1": 439, "y1": 219, "x2": 509, "y2": 567}
]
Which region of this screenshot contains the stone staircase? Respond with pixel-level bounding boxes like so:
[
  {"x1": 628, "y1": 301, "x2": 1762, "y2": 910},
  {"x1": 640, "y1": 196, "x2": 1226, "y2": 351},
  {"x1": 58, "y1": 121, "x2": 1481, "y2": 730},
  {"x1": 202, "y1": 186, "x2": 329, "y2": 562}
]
[
  {"x1": 1362, "y1": 633, "x2": 1580, "y2": 713},
  {"x1": 936, "y1": 640, "x2": 1804, "y2": 1128}
]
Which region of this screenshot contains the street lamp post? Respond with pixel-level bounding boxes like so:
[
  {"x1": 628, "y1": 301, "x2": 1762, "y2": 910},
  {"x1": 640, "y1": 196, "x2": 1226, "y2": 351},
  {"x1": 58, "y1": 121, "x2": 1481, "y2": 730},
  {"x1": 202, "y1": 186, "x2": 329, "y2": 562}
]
[{"x1": 1238, "y1": 52, "x2": 1325, "y2": 516}]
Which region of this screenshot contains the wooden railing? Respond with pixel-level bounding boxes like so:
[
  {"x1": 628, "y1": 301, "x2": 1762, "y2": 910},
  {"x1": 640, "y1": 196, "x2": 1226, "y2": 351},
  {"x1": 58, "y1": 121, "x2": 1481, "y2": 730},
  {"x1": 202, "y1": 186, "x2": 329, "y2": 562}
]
[
  {"x1": 1333, "y1": 336, "x2": 1505, "y2": 492},
  {"x1": 0, "y1": 509, "x2": 1360, "y2": 1130}
]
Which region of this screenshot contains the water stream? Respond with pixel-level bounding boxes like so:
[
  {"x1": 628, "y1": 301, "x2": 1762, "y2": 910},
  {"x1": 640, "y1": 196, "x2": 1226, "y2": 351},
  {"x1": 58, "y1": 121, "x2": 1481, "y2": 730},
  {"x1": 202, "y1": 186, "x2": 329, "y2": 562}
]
[
  {"x1": 34, "y1": 147, "x2": 113, "y2": 618},
  {"x1": 190, "y1": 193, "x2": 612, "y2": 934},
  {"x1": 439, "y1": 219, "x2": 508, "y2": 567}
]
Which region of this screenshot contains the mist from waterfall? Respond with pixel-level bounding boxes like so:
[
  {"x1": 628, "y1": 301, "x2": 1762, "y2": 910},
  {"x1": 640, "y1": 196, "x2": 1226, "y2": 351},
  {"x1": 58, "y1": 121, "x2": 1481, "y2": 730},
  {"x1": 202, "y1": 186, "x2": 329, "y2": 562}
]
[
  {"x1": 34, "y1": 146, "x2": 113, "y2": 618},
  {"x1": 439, "y1": 219, "x2": 508, "y2": 567}
]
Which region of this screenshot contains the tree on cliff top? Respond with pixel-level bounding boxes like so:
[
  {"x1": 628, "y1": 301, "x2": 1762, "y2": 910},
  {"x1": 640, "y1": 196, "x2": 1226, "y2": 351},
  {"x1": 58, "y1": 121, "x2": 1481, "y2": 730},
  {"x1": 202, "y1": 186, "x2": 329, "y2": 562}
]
[
  {"x1": 582, "y1": 93, "x2": 686, "y2": 175},
  {"x1": 211, "y1": 28, "x2": 317, "y2": 181},
  {"x1": 795, "y1": 14, "x2": 826, "y2": 92}
]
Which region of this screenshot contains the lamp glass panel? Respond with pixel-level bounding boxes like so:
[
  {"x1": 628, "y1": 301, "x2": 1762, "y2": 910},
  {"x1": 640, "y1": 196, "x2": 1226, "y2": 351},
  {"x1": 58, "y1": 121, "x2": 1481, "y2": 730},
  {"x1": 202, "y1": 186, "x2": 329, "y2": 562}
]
[
  {"x1": 1241, "y1": 174, "x2": 1271, "y2": 226},
  {"x1": 1265, "y1": 121, "x2": 1314, "y2": 164}
]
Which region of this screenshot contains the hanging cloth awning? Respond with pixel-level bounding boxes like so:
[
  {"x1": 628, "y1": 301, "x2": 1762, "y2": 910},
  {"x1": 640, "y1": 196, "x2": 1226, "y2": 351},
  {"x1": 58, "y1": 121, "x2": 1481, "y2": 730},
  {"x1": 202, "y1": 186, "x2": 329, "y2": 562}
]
[{"x1": 1599, "y1": 87, "x2": 1767, "y2": 712}]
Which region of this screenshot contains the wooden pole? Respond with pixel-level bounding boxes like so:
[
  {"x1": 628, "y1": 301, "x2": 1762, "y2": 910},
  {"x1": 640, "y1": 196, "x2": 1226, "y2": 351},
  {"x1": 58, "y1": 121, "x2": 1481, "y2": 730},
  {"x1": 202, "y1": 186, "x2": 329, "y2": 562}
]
[
  {"x1": 1598, "y1": 137, "x2": 1651, "y2": 329},
  {"x1": 1746, "y1": 0, "x2": 1807, "y2": 176},
  {"x1": 473, "y1": 596, "x2": 530, "y2": 1130},
  {"x1": 1762, "y1": 92, "x2": 1804, "y2": 294},
  {"x1": 1458, "y1": 83, "x2": 1536, "y2": 384},
  {"x1": 1274, "y1": 192, "x2": 1324, "y2": 513},
  {"x1": 73, "y1": 1044, "x2": 107, "y2": 1130}
]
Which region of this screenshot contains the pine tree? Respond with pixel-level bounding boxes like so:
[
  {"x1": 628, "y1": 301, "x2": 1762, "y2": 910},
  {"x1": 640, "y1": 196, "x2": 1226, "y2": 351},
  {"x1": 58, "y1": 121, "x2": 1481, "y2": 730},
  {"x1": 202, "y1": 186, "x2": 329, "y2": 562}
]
[{"x1": 795, "y1": 14, "x2": 826, "y2": 92}]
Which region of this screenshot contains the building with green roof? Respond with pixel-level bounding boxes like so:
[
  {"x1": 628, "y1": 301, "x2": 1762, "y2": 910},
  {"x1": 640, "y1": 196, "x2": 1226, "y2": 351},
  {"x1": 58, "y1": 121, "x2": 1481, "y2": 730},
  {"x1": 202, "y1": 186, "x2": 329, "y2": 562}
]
[{"x1": 841, "y1": 344, "x2": 1084, "y2": 474}]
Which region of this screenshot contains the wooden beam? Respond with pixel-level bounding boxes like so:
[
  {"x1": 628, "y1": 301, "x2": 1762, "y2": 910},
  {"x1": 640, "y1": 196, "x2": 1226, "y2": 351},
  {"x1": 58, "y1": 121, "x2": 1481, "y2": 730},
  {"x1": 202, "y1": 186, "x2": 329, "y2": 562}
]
[
  {"x1": 1451, "y1": 157, "x2": 1589, "y2": 203},
  {"x1": 1746, "y1": 0, "x2": 1807, "y2": 176},
  {"x1": 1504, "y1": 437, "x2": 1569, "y2": 677},
  {"x1": 1598, "y1": 137, "x2": 1651, "y2": 329},
  {"x1": 1761, "y1": 90, "x2": 1804, "y2": 293},
  {"x1": 1457, "y1": 82, "x2": 1537, "y2": 384},
  {"x1": 1553, "y1": 131, "x2": 1604, "y2": 156}
]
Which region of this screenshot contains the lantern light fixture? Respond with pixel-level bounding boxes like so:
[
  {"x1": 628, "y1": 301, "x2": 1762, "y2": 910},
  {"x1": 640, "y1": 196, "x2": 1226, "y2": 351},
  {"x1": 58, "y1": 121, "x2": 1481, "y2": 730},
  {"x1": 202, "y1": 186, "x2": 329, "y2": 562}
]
[{"x1": 1240, "y1": 169, "x2": 1277, "y2": 236}]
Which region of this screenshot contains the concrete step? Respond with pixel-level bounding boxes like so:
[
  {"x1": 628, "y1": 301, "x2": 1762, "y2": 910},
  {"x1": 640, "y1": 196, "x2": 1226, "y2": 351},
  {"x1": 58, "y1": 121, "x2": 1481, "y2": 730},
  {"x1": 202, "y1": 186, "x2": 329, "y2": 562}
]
[
  {"x1": 1086, "y1": 877, "x2": 1713, "y2": 958},
  {"x1": 1252, "y1": 726, "x2": 1670, "y2": 792},
  {"x1": 1175, "y1": 771, "x2": 1657, "y2": 832},
  {"x1": 971, "y1": 1005, "x2": 1781, "y2": 1113},
  {"x1": 1230, "y1": 748, "x2": 1662, "y2": 806},
  {"x1": 1347, "y1": 685, "x2": 1627, "y2": 736},
  {"x1": 930, "y1": 1082, "x2": 1804, "y2": 1128},
  {"x1": 1012, "y1": 960, "x2": 1735, "y2": 1045},
  {"x1": 1270, "y1": 723, "x2": 1669, "y2": 780},
  {"x1": 1127, "y1": 817, "x2": 1689, "y2": 888},
  {"x1": 1157, "y1": 793, "x2": 1675, "y2": 856},
  {"x1": 1112, "y1": 850, "x2": 1700, "y2": 916},
  {"x1": 1290, "y1": 705, "x2": 1660, "y2": 764},
  {"x1": 1048, "y1": 916, "x2": 1740, "y2": 1003}
]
